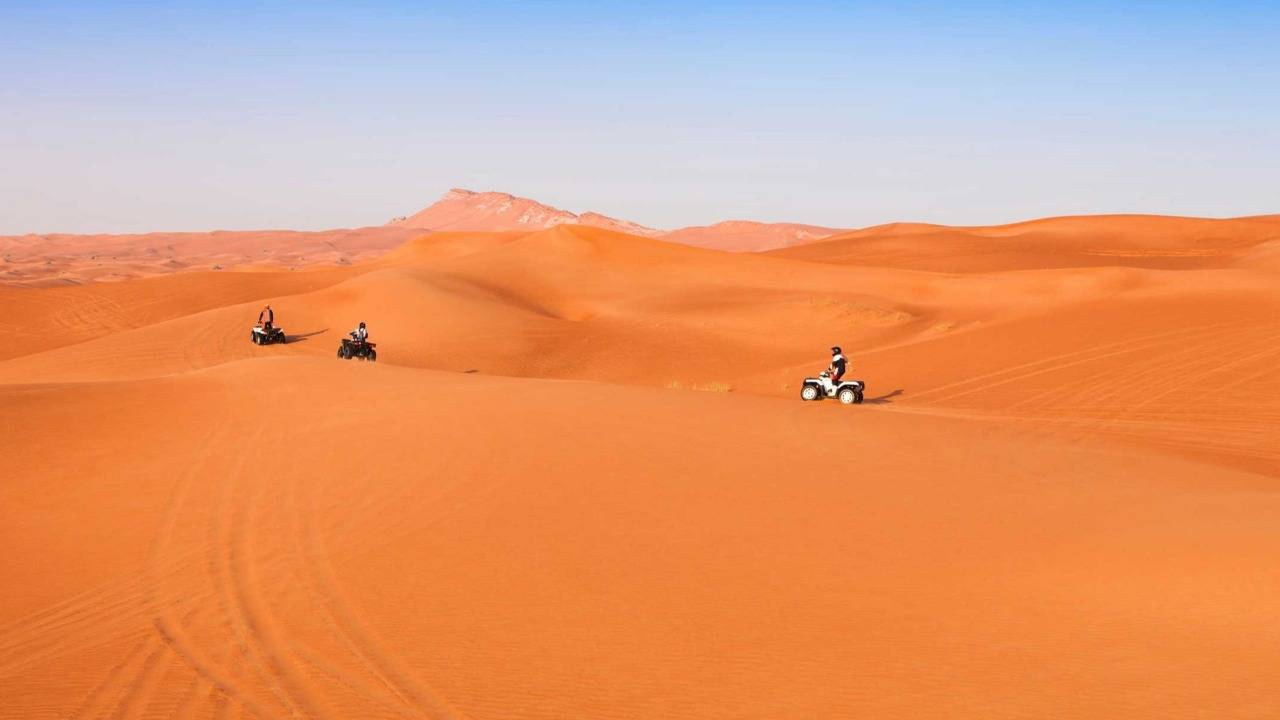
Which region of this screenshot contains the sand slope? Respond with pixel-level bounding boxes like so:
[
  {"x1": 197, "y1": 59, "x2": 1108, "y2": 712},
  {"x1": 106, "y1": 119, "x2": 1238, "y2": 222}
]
[
  {"x1": 769, "y1": 214, "x2": 1280, "y2": 271},
  {"x1": 0, "y1": 227, "x2": 426, "y2": 285},
  {"x1": 2, "y1": 216, "x2": 1279, "y2": 718},
  {"x1": 662, "y1": 220, "x2": 840, "y2": 251}
]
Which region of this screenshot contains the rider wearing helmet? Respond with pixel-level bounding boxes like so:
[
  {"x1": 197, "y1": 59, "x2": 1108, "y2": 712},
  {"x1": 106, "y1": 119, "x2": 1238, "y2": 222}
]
[
  {"x1": 828, "y1": 346, "x2": 847, "y2": 383},
  {"x1": 353, "y1": 321, "x2": 368, "y2": 343}
]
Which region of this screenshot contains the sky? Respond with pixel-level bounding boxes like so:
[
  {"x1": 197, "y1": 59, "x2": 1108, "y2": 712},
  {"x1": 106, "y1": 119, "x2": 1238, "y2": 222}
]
[{"x1": 1, "y1": 1, "x2": 1278, "y2": 234}]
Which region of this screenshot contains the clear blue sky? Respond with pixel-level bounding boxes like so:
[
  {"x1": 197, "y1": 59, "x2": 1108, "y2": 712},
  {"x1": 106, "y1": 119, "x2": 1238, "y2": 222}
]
[{"x1": 2, "y1": 1, "x2": 1277, "y2": 233}]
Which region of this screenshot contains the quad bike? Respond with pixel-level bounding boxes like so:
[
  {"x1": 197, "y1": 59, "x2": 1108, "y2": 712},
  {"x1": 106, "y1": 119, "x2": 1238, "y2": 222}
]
[
  {"x1": 801, "y1": 370, "x2": 864, "y2": 404},
  {"x1": 338, "y1": 333, "x2": 377, "y2": 361},
  {"x1": 250, "y1": 324, "x2": 286, "y2": 345}
]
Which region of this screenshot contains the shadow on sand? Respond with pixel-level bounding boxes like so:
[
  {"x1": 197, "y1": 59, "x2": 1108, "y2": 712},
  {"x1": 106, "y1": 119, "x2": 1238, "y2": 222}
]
[
  {"x1": 284, "y1": 328, "x2": 328, "y2": 344},
  {"x1": 863, "y1": 389, "x2": 903, "y2": 405}
]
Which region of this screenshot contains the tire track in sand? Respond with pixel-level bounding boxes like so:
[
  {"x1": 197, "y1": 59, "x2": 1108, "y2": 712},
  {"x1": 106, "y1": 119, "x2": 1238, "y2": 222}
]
[
  {"x1": 105, "y1": 610, "x2": 197, "y2": 720},
  {"x1": 288, "y1": 470, "x2": 466, "y2": 720},
  {"x1": 166, "y1": 670, "x2": 212, "y2": 720},
  {"x1": 144, "y1": 420, "x2": 277, "y2": 720},
  {"x1": 1060, "y1": 323, "x2": 1272, "y2": 418},
  {"x1": 63, "y1": 633, "x2": 152, "y2": 720},
  {"x1": 1082, "y1": 330, "x2": 1280, "y2": 442},
  {"x1": 1003, "y1": 321, "x2": 1255, "y2": 414},
  {"x1": 61, "y1": 608, "x2": 197, "y2": 720},
  {"x1": 280, "y1": 471, "x2": 418, "y2": 716},
  {"x1": 214, "y1": 420, "x2": 338, "y2": 720},
  {"x1": 913, "y1": 321, "x2": 1239, "y2": 404}
]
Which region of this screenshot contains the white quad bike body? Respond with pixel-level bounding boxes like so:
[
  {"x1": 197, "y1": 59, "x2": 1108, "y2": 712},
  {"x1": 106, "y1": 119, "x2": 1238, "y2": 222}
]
[
  {"x1": 250, "y1": 324, "x2": 286, "y2": 345},
  {"x1": 801, "y1": 370, "x2": 864, "y2": 404}
]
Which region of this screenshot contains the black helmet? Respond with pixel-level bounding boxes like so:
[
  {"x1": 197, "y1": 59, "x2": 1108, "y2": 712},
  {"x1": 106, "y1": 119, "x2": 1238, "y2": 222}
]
[
  {"x1": 831, "y1": 346, "x2": 841, "y2": 354},
  {"x1": 359, "y1": 321, "x2": 366, "y2": 328}
]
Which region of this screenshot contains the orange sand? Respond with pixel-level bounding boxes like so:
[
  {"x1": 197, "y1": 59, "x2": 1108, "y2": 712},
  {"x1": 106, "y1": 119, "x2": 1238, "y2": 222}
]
[
  {"x1": 0, "y1": 227, "x2": 424, "y2": 286},
  {"x1": 2, "y1": 214, "x2": 1278, "y2": 718},
  {"x1": 662, "y1": 220, "x2": 841, "y2": 251}
]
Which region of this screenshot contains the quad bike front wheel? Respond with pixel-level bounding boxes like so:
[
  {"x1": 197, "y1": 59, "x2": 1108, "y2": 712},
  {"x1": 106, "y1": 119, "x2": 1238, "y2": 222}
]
[
  {"x1": 801, "y1": 385, "x2": 819, "y2": 401},
  {"x1": 368, "y1": 349, "x2": 377, "y2": 362}
]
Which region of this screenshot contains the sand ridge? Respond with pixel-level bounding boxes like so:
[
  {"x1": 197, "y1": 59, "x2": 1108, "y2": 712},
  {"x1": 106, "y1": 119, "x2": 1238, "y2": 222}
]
[
  {"x1": 0, "y1": 226, "x2": 428, "y2": 286},
  {"x1": 769, "y1": 213, "x2": 1280, "y2": 271}
]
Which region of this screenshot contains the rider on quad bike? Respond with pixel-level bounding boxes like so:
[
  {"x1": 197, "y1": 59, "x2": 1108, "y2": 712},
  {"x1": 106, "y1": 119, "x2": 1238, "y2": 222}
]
[
  {"x1": 799, "y1": 345, "x2": 863, "y2": 404},
  {"x1": 251, "y1": 304, "x2": 286, "y2": 344},
  {"x1": 828, "y1": 346, "x2": 848, "y2": 383},
  {"x1": 257, "y1": 304, "x2": 275, "y2": 332},
  {"x1": 337, "y1": 321, "x2": 376, "y2": 361}
]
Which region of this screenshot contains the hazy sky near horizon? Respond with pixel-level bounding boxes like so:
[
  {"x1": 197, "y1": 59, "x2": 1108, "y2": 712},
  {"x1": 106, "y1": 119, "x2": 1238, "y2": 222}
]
[{"x1": 2, "y1": 1, "x2": 1277, "y2": 234}]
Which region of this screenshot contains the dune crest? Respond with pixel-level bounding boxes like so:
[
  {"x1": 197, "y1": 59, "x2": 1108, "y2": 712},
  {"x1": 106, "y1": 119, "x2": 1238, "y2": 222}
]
[
  {"x1": 770, "y1": 213, "x2": 1280, "y2": 271},
  {"x1": 0, "y1": 226, "x2": 424, "y2": 286},
  {"x1": 662, "y1": 219, "x2": 841, "y2": 251}
]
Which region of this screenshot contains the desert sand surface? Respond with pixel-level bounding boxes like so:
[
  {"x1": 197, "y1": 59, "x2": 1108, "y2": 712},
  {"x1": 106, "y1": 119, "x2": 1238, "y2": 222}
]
[
  {"x1": 662, "y1": 220, "x2": 841, "y2": 252},
  {"x1": 2, "y1": 215, "x2": 1279, "y2": 718},
  {"x1": 769, "y1": 213, "x2": 1280, "y2": 271},
  {"x1": 0, "y1": 227, "x2": 427, "y2": 287}
]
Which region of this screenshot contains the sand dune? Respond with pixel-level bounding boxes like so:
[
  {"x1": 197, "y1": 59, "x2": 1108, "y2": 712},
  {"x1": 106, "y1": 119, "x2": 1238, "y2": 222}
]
[
  {"x1": 662, "y1": 220, "x2": 841, "y2": 251},
  {"x1": 770, "y1": 214, "x2": 1280, "y2": 272},
  {"x1": 0, "y1": 226, "x2": 425, "y2": 286},
  {"x1": 2, "y1": 214, "x2": 1279, "y2": 718}
]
